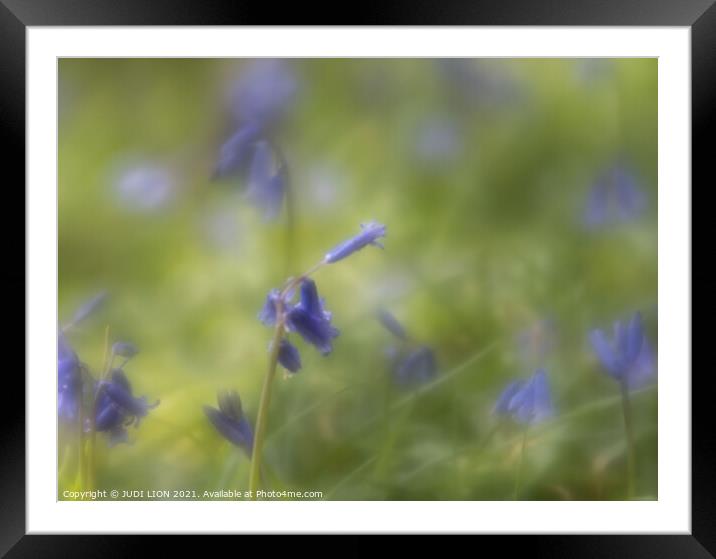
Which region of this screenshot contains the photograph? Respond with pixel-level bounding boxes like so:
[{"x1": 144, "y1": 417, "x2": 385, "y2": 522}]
[{"x1": 57, "y1": 57, "x2": 658, "y2": 502}]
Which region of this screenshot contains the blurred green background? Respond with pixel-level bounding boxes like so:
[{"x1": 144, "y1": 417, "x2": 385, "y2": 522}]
[{"x1": 58, "y1": 58, "x2": 657, "y2": 500}]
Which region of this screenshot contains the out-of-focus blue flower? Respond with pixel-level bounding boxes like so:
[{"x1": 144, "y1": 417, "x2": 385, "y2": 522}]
[
  {"x1": 58, "y1": 334, "x2": 82, "y2": 421},
  {"x1": 377, "y1": 309, "x2": 408, "y2": 341},
  {"x1": 245, "y1": 140, "x2": 287, "y2": 221},
  {"x1": 324, "y1": 222, "x2": 386, "y2": 264},
  {"x1": 286, "y1": 279, "x2": 339, "y2": 355},
  {"x1": 212, "y1": 121, "x2": 263, "y2": 181},
  {"x1": 95, "y1": 369, "x2": 159, "y2": 446},
  {"x1": 229, "y1": 59, "x2": 298, "y2": 128},
  {"x1": 589, "y1": 312, "x2": 655, "y2": 390},
  {"x1": 204, "y1": 390, "x2": 254, "y2": 456},
  {"x1": 212, "y1": 126, "x2": 288, "y2": 221},
  {"x1": 413, "y1": 116, "x2": 462, "y2": 166},
  {"x1": 493, "y1": 369, "x2": 554, "y2": 425},
  {"x1": 378, "y1": 310, "x2": 437, "y2": 386},
  {"x1": 613, "y1": 167, "x2": 647, "y2": 221},
  {"x1": 583, "y1": 162, "x2": 647, "y2": 229},
  {"x1": 392, "y1": 346, "x2": 437, "y2": 386},
  {"x1": 213, "y1": 60, "x2": 297, "y2": 221},
  {"x1": 277, "y1": 338, "x2": 302, "y2": 373},
  {"x1": 113, "y1": 161, "x2": 176, "y2": 212},
  {"x1": 493, "y1": 380, "x2": 523, "y2": 416}
]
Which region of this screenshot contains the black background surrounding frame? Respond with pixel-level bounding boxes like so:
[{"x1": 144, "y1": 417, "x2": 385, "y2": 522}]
[{"x1": 1, "y1": 0, "x2": 707, "y2": 554}]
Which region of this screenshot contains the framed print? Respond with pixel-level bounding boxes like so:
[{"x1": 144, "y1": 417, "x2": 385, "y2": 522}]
[{"x1": 3, "y1": 0, "x2": 707, "y2": 553}]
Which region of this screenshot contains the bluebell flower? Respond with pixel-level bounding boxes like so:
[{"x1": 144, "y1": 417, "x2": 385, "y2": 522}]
[
  {"x1": 392, "y1": 346, "x2": 437, "y2": 386},
  {"x1": 213, "y1": 61, "x2": 297, "y2": 221},
  {"x1": 493, "y1": 380, "x2": 524, "y2": 415},
  {"x1": 583, "y1": 180, "x2": 609, "y2": 229},
  {"x1": 229, "y1": 59, "x2": 298, "y2": 128},
  {"x1": 212, "y1": 120, "x2": 263, "y2": 180},
  {"x1": 245, "y1": 140, "x2": 287, "y2": 221},
  {"x1": 493, "y1": 369, "x2": 554, "y2": 425},
  {"x1": 583, "y1": 162, "x2": 647, "y2": 229},
  {"x1": 58, "y1": 334, "x2": 82, "y2": 421},
  {"x1": 258, "y1": 288, "x2": 295, "y2": 327},
  {"x1": 324, "y1": 222, "x2": 387, "y2": 264},
  {"x1": 378, "y1": 310, "x2": 437, "y2": 386},
  {"x1": 95, "y1": 369, "x2": 159, "y2": 446},
  {"x1": 204, "y1": 390, "x2": 254, "y2": 456},
  {"x1": 589, "y1": 312, "x2": 655, "y2": 390},
  {"x1": 613, "y1": 166, "x2": 647, "y2": 221},
  {"x1": 212, "y1": 126, "x2": 288, "y2": 221},
  {"x1": 286, "y1": 279, "x2": 339, "y2": 355},
  {"x1": 377, "y1": 309, "x2": 408, "y2": 341},
  {"x1": 277, "y1": 338, "x2": 302, "y2": 373}
]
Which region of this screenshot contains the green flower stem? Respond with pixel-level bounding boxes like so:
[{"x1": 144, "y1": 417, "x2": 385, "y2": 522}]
[
  {"x1": 284, "y1": 168, "x2": 296, "y2": 277},
  {"x1": 248, "y1": 260, "x2": 327, "y2": 499},
  {"x1": 88, "y1": 326, "x2": 111, "y2": 491},
  {"x1": 249, "y1": 319, "x2": 285, "y2": 499},
  {"x1": 78, "y1": 396, "x2": 86, "y2": 490},
  {"x1": 620, "y1": 381, "x2": 636, "y2": 500},
  {"x1": 513, "y1": 426, "x2": 528, "y2": 500}
]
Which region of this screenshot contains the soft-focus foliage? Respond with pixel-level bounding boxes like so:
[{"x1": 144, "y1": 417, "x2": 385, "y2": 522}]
[{"x1": 58, "y1": 59, "x2": 657, "y2": 500}]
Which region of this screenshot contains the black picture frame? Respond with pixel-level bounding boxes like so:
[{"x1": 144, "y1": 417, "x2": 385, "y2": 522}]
[{"x1": 3, "y1": 0, "x2": 705, "y2": 553}]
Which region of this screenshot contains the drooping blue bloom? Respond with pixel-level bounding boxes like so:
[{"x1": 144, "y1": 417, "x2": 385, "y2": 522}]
[
  {"x1": 212, "y1": 126, "x2": 288, "y2": 221},
  {"x1": 95, "y1": 369, "x2": 159, "y2": 446},
  {"x1": 324, "y1": 222, "x2": 387, "y2": 264},
  {"x1": 589, "y1": 312, "x2": 655, "y2": 390},
  {"x1": 493, "y1": 369, "x2": 554, "y2": 425},
  {"x1": 583, "y1": 180, "x2": 609, "y2": 228},
  {"x1": 493, "y1": 380, "x2": 524, "y2": 415},
  {"x1": 286, "y1": 279, "x2": 339, "y2": 355},
  {"x1": 259, "y1": 289, "x2": 281, "y2": 327},
  {"x1": 377, "y1": 309, "x2": 408, "y2": 341},
  {"x1": 378, "y1": 310, "x2": 436, "y2": 386},
  {"x1": 583, "y1": 162, "x2": 647, "y2": 229},
  {"x1": 212, "y1": 120, "x2": 263, "y2": 180},
  {"x1": 277, "y1": 338, "x2": 302, "y2": 373},
  {"x1": 258, "y1": 288, "x2": 295, "y2": 327},
  {"x1": 613, "y1": 167, "x2": 647, "y2": 221},
  {"x1": 213, "y1": 61, "x2": 297, "y2": 221},
  {"x1": 58, "y1": 334, "x2": 82, "y2": 421},
  {"x1": 229, "y1": 59, "x2": 298, "y2": 128},
  {"x1": 245, "y1": 140, "x2": 287, "y2": 221},
  {"x1": 203, "y1": 390, "x2": 254, "y2": 456},
  {"x1": 392, "y1": 345, "x2": 437, "y2": 386}
]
